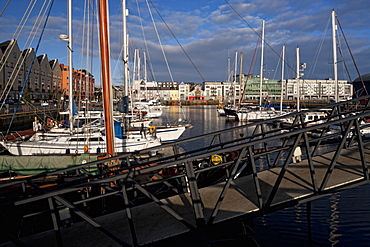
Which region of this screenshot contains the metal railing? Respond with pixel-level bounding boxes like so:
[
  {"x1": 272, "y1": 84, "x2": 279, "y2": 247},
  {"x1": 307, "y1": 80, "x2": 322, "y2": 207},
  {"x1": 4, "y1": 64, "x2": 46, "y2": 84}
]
[{"x1": 1, "y1": 96, "x2": 370, "y2": 246}]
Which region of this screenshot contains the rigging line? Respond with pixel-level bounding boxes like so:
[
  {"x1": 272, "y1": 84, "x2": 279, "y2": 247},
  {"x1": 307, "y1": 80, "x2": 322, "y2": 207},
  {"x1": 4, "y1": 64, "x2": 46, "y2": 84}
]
[
  {"x1": 136, "y1": 0, "x2": 156, "y2": 82},
  {"x1": 147, "y1": 0, "x2": 205, "y2": 82},
  {"x1": 11, "y1": 0, "x2": 37, "y2": 42},
  {"x1": 145, "y1": 0, "x2": 174, "y2": 82},
  {"x1": 337, "y1": 44, "x2": 351, "y2": 83},
  {"x1": 273, "y1": 49, "x2": 281, "y2": 80},
  {"x1": 78, "y1": 0, "x2": 88, "y2": 115},
  {"x1": 239, "y1": 36, "x2": 260, "y2": 108},
  {"x1": 224, "y1": 0, "x2": 297, "y2": 78},
  {"x1": 6, "y1": 0, "x2": 54, "y2": 135},
  {"x1": 0, "y1": 0, "x2": 11, "y2": 17},
  {"x1": 0, "y1": 0, "x2": 37, "y2": 71},
  {"x1": 307, "y1": 15, "x2": 330, "y2": 78},
  {"x1": 336, "y1": 18, "x2": 366, "y2": 96},
  {"x1": 0, "y1": 0, "x2": 44, "y2": 106}
]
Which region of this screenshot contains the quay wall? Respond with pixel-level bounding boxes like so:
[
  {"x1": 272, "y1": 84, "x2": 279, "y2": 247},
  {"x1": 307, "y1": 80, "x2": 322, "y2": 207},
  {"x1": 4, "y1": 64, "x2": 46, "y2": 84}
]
[
  {"x1": 0, "y1": 108, "x2": 60, "y2": 132},
  {"x1": 162, "y1": 99, "x2": 333, "y2": 108}
]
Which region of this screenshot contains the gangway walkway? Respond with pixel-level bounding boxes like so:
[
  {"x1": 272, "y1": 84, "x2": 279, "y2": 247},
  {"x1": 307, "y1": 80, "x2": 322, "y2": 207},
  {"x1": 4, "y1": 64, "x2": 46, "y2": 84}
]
[{"x1": 1, "y1": 96, "x2": 370, "y2": 246}]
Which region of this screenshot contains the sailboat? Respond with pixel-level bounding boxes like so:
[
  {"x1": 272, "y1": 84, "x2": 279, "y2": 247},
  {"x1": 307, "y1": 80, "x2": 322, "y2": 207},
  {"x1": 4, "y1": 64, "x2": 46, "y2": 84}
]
[
  {"x1": 223, "y1": 52, "x2": 239, "y2": 119},
  {"x1": 0, "y1": 0, "x2": 162, "y2": 156},
  {"x1": 236, "y1": 20, "x2": 280, "y2": 122}
]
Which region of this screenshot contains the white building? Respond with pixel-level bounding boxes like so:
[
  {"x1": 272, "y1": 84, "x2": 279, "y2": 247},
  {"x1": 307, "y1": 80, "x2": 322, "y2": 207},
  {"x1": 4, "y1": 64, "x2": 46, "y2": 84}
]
[
  {"x1": 203, "y1": 81, "x2": 240, "y2": 101},
  {"x1": 284, "y1": 78, "x2": 352, "y2": 101}
]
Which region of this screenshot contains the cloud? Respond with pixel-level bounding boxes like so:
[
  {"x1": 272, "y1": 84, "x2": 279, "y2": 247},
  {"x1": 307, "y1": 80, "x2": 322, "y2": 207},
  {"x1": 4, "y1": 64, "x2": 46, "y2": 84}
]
[{"x1": 2, "y1": 0, "x2": 369, "y2": 85}]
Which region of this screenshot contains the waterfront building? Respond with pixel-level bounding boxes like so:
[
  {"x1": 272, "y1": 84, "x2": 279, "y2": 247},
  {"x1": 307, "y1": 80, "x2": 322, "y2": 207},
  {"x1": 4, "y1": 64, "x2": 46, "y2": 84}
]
[
  {"x1": 60, "y1": 64, "x2": 95, "y2": 101},
  {"x1": 132, "y1": 80, "x2": 180, "y2": 101},
  {"x1": 237, "y1": 75, "x2": 281, "y2": 102},
  {"x1": 188, "y1": 84, "x2": 204, "y2": 100},
  {"x1": 284, "y1": 78, "x2": 352, "y2": 101},
  {"x1": 231, "y1": 74, "x2": 352, "y2": 103},
  {"x1": 0, "y1": 39, "x2": 95, "y2": 103},
  {"x1": 204, "y1": 81, "x2": 240, "y2": 102},
  {"x1": 179, "y1": 82, "x2": 189, "y2": 101}
]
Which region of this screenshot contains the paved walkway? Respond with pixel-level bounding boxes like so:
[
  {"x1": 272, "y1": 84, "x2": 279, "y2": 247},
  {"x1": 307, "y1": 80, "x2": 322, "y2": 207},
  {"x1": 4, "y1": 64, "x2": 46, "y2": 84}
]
[{"x1": 4, "y1": 142, "x2": 369, "y2": 247}]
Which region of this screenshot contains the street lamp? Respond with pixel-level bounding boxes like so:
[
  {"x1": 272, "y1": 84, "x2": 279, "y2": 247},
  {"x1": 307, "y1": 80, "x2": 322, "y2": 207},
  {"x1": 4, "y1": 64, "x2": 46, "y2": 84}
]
[{"x1": 60, "y1": 32, "x2": 73, "y2": 131}]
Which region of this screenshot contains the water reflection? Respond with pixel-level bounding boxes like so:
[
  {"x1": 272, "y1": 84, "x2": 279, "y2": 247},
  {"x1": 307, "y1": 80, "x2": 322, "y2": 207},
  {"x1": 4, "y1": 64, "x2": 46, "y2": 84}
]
[
  {"x1": 328, "y1": 194, "x2": 342, "y2": 246},
  {"x1": 152, "y1": 105, "x2": 370, "y2": 246}
]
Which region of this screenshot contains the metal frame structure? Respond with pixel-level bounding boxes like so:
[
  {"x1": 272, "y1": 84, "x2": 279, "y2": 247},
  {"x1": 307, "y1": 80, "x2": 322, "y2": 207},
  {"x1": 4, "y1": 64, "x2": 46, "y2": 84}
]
[{"x1": 1, "y1": 96, "x2": 370, "y2": 246}]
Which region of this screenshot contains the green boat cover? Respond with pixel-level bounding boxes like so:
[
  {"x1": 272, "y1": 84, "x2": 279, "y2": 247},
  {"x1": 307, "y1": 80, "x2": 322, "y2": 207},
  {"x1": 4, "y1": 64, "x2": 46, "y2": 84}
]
[{"x1": 0, "y1": 154, "x2": 99, "y2": 175}]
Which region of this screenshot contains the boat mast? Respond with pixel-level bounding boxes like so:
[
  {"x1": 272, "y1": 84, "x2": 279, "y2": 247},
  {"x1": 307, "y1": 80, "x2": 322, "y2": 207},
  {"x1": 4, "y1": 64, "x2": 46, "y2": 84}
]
[
  {"x1": 280, "y1": 44, "x2": 286, "y2": 114},
  {"x1": 296, "y1": 46, "x2": 300, "y2": 111},
  {"x1": 238, "y1": 52, "x2": 244, "y2": 108},
  {"x1": 144, "y1": 51, "x2": 147, "y2": 99},
  {"x1": 68, "y1": 0, "x2": 74, "y2": 132},
  {"x1": 332, "y1": 10, "x2": 338, "y2": 102},
  {"x1": 227, "y1": 55, "x2": 231, "y2": 81},
  {"x1": 259, "y1": 19, "x2": 265, "y2": 107},
  {"x1": 233, "y1": 51, "x2": 237, "y2": 106},
  {"x1": 98, "y1": 0, "x2": 115, "y2": 156},
  {"x1": 123, "y1": 0, "x2": 129, "y2": 99}
]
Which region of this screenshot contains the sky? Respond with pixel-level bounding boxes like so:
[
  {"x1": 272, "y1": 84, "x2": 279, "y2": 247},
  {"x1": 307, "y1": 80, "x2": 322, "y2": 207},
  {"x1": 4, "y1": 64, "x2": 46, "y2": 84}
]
[{"x1": 1, "y1": 0, "x2": 370, "y2": 87}]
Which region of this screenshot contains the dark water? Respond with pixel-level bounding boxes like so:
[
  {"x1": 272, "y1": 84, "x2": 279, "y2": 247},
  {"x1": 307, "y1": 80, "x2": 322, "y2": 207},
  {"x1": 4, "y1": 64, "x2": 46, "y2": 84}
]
[{"x1": 152, "y1": 105, "x2": 370, "y2": 247}]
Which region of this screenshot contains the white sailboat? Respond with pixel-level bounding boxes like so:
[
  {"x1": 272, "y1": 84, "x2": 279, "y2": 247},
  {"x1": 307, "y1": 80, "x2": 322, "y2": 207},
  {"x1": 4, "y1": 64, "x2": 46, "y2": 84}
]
[
  {"x1": 0, "y1": 0, "x2": 162, "y2": 156},
  {"x1": 237, "y1": 20, "x2": 280, "y2": 122}
]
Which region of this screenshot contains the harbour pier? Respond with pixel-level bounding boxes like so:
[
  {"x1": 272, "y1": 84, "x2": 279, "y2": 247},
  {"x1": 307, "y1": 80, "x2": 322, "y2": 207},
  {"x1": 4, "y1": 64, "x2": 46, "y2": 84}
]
[{"x1": 1, "y1": 96, "x2": 370, "y2": 246}]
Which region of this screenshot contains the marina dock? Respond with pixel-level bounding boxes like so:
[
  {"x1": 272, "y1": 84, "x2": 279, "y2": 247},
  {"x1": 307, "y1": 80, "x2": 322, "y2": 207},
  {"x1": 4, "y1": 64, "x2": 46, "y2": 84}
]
[{"x1": 5, "y1": 141, "x2": 369, "y2": 246}]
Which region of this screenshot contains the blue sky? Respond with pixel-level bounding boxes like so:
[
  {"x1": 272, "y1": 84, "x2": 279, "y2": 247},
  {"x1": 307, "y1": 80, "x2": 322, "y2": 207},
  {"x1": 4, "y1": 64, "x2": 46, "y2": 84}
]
[{"x1": 1, "y1": 0, "x2": 370, "y2": 86}]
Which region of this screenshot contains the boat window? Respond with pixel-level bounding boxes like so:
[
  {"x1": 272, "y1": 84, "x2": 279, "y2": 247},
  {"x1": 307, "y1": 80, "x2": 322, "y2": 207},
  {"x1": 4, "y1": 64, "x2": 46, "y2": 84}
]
[
  {"x1": 89, "y1": 137, "x2": 104, "y2": 142},
  {"x1": 39, "y1": 135, "x2": 58, "y2": 140},
  {"x1": 69, "y1": 138, "x2": 88, "y2": 142}
]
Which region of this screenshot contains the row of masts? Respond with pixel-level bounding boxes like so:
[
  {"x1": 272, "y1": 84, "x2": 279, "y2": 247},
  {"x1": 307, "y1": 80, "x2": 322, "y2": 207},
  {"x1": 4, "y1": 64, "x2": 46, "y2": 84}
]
[
  {"x1": 64, "y1": 0, "x2": 131, "y2": 157},
  {"x1": 227, "y1": 10, "x2": 340, "y2": 110},
  {"x1": 68, "y1": 3, "x2": 339, "y2": 158}
]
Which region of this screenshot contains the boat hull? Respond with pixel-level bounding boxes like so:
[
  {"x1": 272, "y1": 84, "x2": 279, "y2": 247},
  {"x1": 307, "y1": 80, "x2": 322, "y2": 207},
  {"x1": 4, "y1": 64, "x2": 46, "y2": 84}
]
[{"x1": 0, "y1": 132, "x2": 161, "y2": 156}]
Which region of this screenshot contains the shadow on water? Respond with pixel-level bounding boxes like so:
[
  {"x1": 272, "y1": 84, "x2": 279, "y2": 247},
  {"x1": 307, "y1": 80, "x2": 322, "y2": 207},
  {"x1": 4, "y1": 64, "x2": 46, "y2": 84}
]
[{"x1": 152, "y1": 106, "x2": 370, "y2": 247}]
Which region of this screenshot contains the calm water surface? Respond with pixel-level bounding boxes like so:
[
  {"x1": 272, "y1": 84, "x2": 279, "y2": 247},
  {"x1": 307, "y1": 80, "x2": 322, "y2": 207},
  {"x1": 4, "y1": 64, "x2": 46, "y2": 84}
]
[{"x1": 153, "y1": 105, "x2": 370, "y2": 247}]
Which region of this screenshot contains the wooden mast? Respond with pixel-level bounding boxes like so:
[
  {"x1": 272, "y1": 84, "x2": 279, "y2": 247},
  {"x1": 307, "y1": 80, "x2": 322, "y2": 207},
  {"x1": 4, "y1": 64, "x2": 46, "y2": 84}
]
[{"x1": 98, "y1": 0, "x2": 115, "y2": 157}]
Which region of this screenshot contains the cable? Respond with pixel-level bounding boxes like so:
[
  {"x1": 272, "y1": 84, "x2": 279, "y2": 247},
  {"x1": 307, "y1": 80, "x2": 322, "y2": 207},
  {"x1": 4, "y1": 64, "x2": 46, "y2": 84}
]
[
  {"x1": 6, "y1": 0, "x2": 55, "y2": 135},
  {"x1": 0, "y1": 0, "x2": 11, "y2": 17},
  {"x1": 148, "y1": 0, "x2": 206, "y2": 82}
]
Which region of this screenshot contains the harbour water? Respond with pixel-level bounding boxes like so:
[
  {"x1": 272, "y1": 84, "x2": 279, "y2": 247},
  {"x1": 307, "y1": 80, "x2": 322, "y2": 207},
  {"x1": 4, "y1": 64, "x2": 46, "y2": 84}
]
[{"x1": 152, "y1": 105, "x2": 370, "y2": 246}]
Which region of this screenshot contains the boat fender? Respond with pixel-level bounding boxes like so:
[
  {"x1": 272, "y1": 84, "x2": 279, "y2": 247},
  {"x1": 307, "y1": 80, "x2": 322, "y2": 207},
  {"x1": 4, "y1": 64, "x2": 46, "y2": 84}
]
[
  {"x1": 84, "y1": 146, "x2": 89, "y2": 153},
  {"x1": 149, "y1": 126, "x2": 156, "y2": 133},
  {"x1": 97, "y1": 147, "x2": 101, "y2": 154},
  {"x1": 210, "y1": 154, "x2": 222, "y2": 165},
  {"x1": 66, "y1": 148, "x2": 70, "y2": 154}
]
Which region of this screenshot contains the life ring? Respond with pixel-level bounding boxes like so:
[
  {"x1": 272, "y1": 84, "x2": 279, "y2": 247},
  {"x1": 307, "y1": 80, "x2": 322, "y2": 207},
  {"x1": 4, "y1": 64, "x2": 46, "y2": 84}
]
[
  {"x1": 149, "y1": 126, "x2": 156, "y2": 133},
  {"x1": 211, "y1": 154, "x2": 222, "y2": 165}
]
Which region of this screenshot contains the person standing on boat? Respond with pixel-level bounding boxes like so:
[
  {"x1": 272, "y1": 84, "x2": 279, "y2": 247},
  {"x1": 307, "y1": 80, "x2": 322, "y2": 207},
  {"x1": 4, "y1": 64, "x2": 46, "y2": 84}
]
[{"x1": 140, "y1": 123, "x2": 146, "y2": 138}]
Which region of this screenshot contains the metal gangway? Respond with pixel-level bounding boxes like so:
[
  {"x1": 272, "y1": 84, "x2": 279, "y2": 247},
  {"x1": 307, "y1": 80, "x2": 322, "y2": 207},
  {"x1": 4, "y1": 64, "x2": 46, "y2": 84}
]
[{"x1": 2, "y1": 96, "x2": 370, "y2": 246}]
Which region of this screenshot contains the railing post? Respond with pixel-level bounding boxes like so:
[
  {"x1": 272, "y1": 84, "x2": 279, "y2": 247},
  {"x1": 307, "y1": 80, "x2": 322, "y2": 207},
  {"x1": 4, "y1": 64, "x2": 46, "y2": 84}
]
[
  {"x1": 122, "y1": 181, "x2": 139, "y2": 246},
  {"x1": 48, "y1": 197, "x2": 63, "y2": 247},
  {"x1": 184, "y1": 161, "x2": 205, "y2": 227}
]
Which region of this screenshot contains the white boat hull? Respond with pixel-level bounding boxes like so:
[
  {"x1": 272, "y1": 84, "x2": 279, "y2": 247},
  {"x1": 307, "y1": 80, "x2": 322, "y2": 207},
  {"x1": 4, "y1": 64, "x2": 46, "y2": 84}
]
[
  {"x1": 237, "y1": 110, "x2": 279, "y2": 122},
  {"x1": 0, "y1": 132, "x2": 161, "y2": 156},
  {"x1": 153, "y1": 126, "x2": 186, "y2": 142}
]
